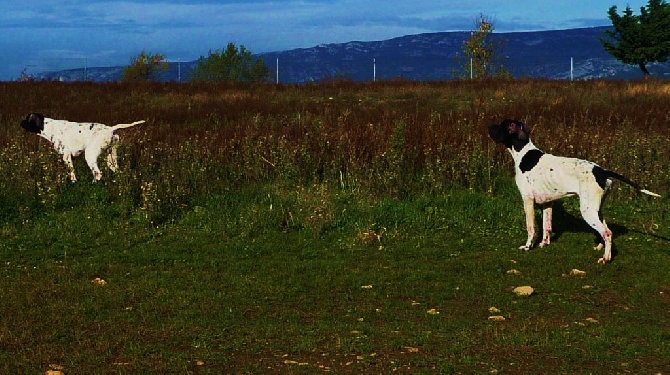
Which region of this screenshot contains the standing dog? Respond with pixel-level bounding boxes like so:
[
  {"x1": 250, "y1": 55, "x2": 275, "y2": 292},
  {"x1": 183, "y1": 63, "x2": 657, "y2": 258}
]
[
  {"x1": 20, "y1": 113, "x2": 145, "y2": 182},
  {"x1": 488, "y1": 119, "x2": 660, "y2": 264}
]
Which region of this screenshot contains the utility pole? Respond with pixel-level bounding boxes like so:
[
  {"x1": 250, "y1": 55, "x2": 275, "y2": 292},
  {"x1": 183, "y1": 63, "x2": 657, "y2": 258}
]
[
  {"x1": 373, "y1": 58, "x2": 376, "y2": 81},
  {"x1": 470, "y1": 57, "x2": 473, "y2": 79}
]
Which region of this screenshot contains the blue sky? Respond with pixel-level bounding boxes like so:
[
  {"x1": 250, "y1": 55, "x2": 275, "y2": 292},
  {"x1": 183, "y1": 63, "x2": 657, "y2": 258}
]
[{"x1": 1, "y1": 0, "x2": 648, "y2": 80}]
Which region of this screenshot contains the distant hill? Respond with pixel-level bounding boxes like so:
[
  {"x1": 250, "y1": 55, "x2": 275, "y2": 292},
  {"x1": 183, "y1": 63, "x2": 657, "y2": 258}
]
[{"x1": 34, "y1": 27, "x2": 669, "y2": 83}]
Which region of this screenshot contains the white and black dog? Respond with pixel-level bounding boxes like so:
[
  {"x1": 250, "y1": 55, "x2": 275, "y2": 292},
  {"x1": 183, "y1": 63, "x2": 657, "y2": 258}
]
[
  {"x1": 489, "y1": 119, "x2": 660, "y2": 264},
  {"x1": 20, "y1": 113, "x2": 145, "y2": 182}
]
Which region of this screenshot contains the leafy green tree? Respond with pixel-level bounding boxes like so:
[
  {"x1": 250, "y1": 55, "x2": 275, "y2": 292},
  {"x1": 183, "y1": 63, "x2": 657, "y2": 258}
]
[
  {"x1": 121, "y1": 50, "x2": 169, "y2": 82},
  {"x1": 454, "y1": 14, "x2": 510, "y2": 79},
  {"x1": 601, "y1": 0, "x2": 670, "y2": 78},
  {"x1": 190, "y1": 43, "x2": 269, "y2": 83}
]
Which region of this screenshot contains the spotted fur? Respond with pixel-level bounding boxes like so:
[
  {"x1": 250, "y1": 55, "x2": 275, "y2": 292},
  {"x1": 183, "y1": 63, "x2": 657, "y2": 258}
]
[
  {"x1": 21, "y1": 113, "x2": 145, "y2": 182},
  {"x1": 489, "y1": 119, "x2": 660, "y2": 264}
]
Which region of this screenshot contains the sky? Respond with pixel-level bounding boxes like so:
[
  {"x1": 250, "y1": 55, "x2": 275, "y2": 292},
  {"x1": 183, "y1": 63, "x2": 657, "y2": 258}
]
[{"x1": 0, "y1": 0, "x2": 650, "y2": 80}]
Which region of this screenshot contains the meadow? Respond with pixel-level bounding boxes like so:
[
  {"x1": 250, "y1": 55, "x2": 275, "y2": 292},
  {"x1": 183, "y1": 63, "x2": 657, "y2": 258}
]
[{"x1": 0, "y1": 79, "x2": 668, "y2": 373}]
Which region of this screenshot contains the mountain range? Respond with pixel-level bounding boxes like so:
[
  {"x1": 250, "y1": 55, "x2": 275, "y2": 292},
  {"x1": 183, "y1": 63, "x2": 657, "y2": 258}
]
[{"x1": 33, "y1": 27, "x2": 669, "y2": 83}]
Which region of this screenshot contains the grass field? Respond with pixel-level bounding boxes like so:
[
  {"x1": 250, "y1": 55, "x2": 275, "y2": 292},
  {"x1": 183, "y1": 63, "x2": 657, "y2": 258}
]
[{"x1": 0, "y1": 80, "x2": 669, "y2": 373}]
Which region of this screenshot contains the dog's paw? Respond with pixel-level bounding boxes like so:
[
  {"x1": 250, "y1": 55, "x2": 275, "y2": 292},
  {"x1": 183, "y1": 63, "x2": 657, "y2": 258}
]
[
  {"x1": 518, "y1": 245, "x2": 532, "y2": 251},
  {"x1": 593, "y1": 243, "x2": 604, "y2": 251},
  {"x1": 597, "y1": 257, "x2": 611, "y2": 264},
  {"x1": 538, "y1": 240, "x2": 550, "y2": 248}
]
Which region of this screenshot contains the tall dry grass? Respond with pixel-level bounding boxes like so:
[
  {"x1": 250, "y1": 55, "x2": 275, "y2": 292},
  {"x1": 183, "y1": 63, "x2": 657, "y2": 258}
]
[{"x1": 0, "y1": 79, "x2": 667, "y2": 225}]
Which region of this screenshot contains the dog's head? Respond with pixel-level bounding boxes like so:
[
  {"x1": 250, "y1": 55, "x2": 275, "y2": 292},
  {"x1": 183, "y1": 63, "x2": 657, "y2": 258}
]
[
  {"x1": 488, "y1": 119, "x2": 530, "y2": 152},
  {"x1": 20, "y1": 113, "x2": 45, "y2": 134}
]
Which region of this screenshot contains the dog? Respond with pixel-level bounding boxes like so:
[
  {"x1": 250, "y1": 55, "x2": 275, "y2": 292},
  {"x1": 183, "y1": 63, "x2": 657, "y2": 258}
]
[
  {"x1": 20, "y1": 113, "x2": 145, "y2": 182},
  {"x1": 488, "y1": 119, "x2": 660, "y2": 264}
]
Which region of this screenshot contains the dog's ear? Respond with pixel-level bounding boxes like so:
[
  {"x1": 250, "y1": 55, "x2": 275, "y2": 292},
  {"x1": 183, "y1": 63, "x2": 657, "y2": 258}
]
[
  {"x1": 20, "y1": 113, "x2": 45, "y2": 133},
  {"x1": 510, "y1": 120, "x2": 530, "y2": 141},
  {"x1": 501, "y1": 119, "x2": 526, "y2": 137},
  {"x1": 497, "y1": 119, "x2": 530, "y2": 151}
]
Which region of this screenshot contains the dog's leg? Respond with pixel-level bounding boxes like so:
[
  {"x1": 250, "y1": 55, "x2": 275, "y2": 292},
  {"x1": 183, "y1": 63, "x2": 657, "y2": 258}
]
[
  {"x1": 62, "y1": 153, "x2": 77, "y2": 182},
  {"x1": 594, "y1": 231, "x2": 605, "y2": 251},
  {"x1": 520, "y1": 197, "x2": 536, "y2": 251},
  {"x1": 579, "y1": 196, "x2": 612, "y2": 263},
  {"x1": 106, "y1": 135, "x2": 120, "y2": 172},
  {"x1": 539, "y1": 203, "x2": 553, "y2": 247},
  {"x1": 84, "y1": 149, "x2": 103, "y2": 181}
]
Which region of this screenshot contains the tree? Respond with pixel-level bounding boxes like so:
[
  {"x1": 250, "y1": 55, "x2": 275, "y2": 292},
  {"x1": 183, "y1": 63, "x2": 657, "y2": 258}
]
[
  {"x1": 189, "y1": 43, "x2": 269, "y2": 83},
  {"x1": 601, "y1": 0, "x2": 670, "y2": 78},
  {"x1": 122, "y1": 50, "x2": 169, "y2": 82},
  {"x1": 454, "y1": 14, "x2": 510, "y2": 79}
]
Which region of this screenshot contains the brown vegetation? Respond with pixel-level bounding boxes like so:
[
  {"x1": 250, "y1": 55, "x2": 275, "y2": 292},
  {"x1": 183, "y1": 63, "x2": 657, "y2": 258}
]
[{"x1": 1, "y1": 79, "x2": 668, "y2": 223}]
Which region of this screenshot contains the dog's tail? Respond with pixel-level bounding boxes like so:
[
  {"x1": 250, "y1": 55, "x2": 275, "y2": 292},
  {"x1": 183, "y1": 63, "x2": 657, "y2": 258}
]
[
  {"x1": 605, "y1": 170, "x2": 662, "y2": 198},
  {"x1": 110, "y1": 120, "x2": 146, "y2": 131}
]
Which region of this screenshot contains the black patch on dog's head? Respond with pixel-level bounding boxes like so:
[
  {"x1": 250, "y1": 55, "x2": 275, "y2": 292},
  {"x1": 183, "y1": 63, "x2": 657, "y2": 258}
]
[
  {"x1": 488, "y1": 119, "x2": 530, "y2": 152},
  {"x1": 20, "y1": 113, "x2": 45, "y2": 134},
  {"x1": 519, "y1": 149, "x2": 544, "y2": 173}
]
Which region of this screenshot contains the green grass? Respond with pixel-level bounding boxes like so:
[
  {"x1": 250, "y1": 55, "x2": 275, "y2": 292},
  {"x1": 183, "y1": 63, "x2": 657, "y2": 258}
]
[
  {"x1": 1, "y1": 182, "x2": 668, "y2": 374},
  {"x1": 0, "y1": 80, "x2": 669, "y2": 373}
]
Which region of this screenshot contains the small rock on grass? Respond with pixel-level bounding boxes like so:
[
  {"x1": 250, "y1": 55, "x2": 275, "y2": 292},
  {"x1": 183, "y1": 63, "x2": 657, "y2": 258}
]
[
  {"x1": 570, "y1": 269, "x2": 586, "y2": 276},
  {"x1": 513, "y1": 286, "x2": 534, "y2": 296},
  {"x1": 46, "y1": 364, "x2": 65, "y2": 375}
]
